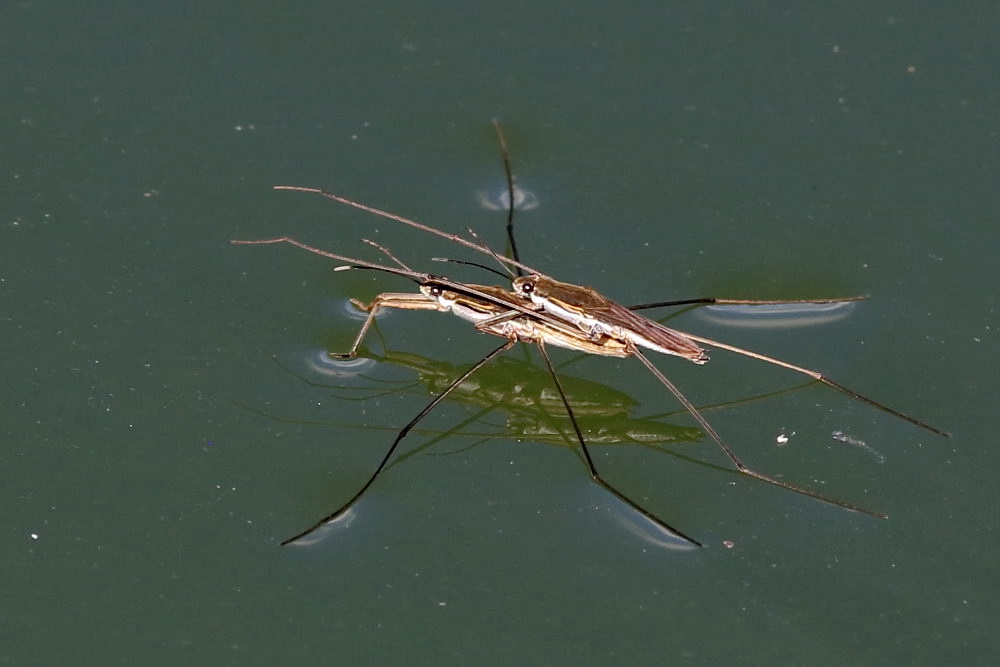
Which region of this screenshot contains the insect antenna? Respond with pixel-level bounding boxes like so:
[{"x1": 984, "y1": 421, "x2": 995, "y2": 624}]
[
  {"x1": 431, "y1": 257, "x2": 511, "y2": 281},
  {"x1": 359, "y1": 238, "x2": 413, "y2": 272}
]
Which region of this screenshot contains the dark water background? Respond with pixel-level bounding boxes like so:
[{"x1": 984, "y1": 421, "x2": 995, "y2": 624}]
[{"x1": 3, "y1": 3, "x2": 996, "y2": 664}]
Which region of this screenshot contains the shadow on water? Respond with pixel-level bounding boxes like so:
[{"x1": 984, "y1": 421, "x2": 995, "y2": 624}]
[{"x1": 236, "y1": 341, "x2": 825, "y2": 548}]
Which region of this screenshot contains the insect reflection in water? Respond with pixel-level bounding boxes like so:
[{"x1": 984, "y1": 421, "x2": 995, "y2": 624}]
[{"x1": 234, "y1": 121, "x2": 948, "y2": 549}]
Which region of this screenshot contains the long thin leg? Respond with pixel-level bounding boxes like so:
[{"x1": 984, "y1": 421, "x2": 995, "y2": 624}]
[
  {"x1": 502, "y1": 123, "x2": 863, "y2": 318},
  {"x1": 273, "y1": 186, "x2": 540, "y2": 277},
  {"x1": 491, "y1": 125, "x2": 899, "y2": 518},
  {"x1": 630, "y1": 347, "x2": 888, "y2": 518},
  {"x1": 533, "y1": 340, "x2": 704, "y2": 548},
  {"x1": 628, "y1": 296, "x2": 868, "y2": 310},
  {"x1": 332, "y1": 293, "x2": 446, "y2": 360},
  {"x1": 282, "y1": 339, "x2": 517, "y2": 545},
  {"x1": 678, "y1": 331, "x2": 949, "y2": 437},
  {"x1": 491, "y1": 119, "x2": 523, "y2": 275}
]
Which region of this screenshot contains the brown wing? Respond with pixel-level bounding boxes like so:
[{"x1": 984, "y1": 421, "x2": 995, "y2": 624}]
[{"x1": 600, "y1": 299, "x2": 709, "y2": 363}]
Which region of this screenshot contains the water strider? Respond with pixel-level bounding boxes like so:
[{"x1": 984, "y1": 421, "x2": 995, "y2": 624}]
[
  {"x1": 239, "y1": 121, "x2": 949, "y2": 547},
  {"x1": 233, "y1": 236, "x2": 712, "y2": 547}
]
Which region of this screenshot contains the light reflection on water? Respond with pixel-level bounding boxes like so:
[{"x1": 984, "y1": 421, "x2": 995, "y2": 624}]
[
  {"x1": 604, "y1": 500, "x2": 702, "y2": 553},
  {"x1": 323, "y1": 297, "x2": 375, "y2": 322},
  {"x1": 694, "y1": 300, "x2": 857, "y2": 329},
  {"x1": 476, "y1": 183, "x2": 539, "y2": 212},
  {"x1": 281, "y1": 508, "x2": 358, "y2": 547},
  {"x1": 303, "y1": 348, "x2": 379, "y2": 379}
]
